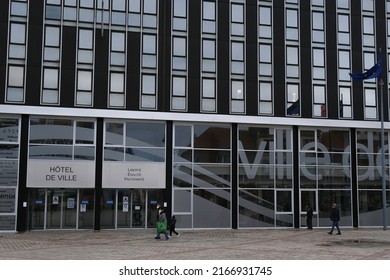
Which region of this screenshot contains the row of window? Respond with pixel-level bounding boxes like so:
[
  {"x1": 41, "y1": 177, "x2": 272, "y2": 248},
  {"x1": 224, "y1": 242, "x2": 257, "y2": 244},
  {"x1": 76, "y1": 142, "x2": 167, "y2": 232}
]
[{"x1": 4, "y1": 0, "x2": 389, "y2": 118}]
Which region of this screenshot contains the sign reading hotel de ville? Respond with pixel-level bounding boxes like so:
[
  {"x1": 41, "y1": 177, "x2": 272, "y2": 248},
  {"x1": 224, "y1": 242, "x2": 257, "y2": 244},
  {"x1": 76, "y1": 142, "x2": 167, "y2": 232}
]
[
  {"x1": 27, "y1": 160, "x2": 95, "y2": 188},
  {"x1": 102, "y1": 162, "x2": 165, "y2": 189}
]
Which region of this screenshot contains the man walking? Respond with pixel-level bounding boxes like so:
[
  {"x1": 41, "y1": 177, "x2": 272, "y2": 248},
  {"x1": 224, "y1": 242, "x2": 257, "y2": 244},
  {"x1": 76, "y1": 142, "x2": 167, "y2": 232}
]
[{"x1": 328, "y1": 202, "x2": 341, "y2": 235}]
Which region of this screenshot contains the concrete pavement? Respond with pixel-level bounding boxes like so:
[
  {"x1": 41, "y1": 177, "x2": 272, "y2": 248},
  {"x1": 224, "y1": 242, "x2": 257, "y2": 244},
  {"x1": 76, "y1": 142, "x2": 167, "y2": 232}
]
[{"x1": 0, "y1": 228, "x2": 390, "y2": 260}]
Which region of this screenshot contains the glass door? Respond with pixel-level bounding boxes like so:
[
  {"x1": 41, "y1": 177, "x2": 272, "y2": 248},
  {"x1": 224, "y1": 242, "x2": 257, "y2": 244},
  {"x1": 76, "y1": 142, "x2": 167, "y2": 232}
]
[
  {"x1": 301, "y1": 190, "x2": 317, "y2": 228},
  {"x1": 29, "y1": 189, "x2": 46, "y2": 230},
  {"x1": 46, "y1": 189, "x2": 77, "y2": 229},
  {"x1": 117, "y1": 189, "x2": 146, "y2": 228},
  {"x1": 131, "y1": 190, "x2": 145, "y2": 228}
]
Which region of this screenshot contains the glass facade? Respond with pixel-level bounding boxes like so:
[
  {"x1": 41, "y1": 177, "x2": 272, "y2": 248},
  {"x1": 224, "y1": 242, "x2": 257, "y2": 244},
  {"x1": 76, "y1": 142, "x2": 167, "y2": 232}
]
[
  {"x1": 1, "y1": 1, "x2": 390, "y2": 231},
  {"x1": 173, "y1": 123, "x2": 231, "y2": 228},
  {"x1": 0, "y1": 118, "x2": 19, "y2": 231},
  {"x1": 238, "y1": 126, "x2": 293, "y2": 227}
]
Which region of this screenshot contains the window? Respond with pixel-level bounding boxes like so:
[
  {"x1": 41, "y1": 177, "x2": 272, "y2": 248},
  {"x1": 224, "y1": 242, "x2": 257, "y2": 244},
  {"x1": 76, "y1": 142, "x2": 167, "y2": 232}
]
[
  {"x1": 202, "y1": 78, "x2": 216, "y2": 112},
  {"x1": 10, "y1": 0, "x2": 28, "y2": 17},
  {"x1": 337, "y1": 0, "x2": 349, "y2": 9},
  {"x1": 44, "y1": 26, "x2": 60, "y2": 62},
  {"x1": 129, "y1": 0, "x2": 141, "y2": 27},
  {"x1": 109, "y1": 32, "x2": 126, "y2": 108},
  {"x1": 202, "y1": 0, "x2": 216, "y2": 34},
  {"x1": 231, "y1": 3, "x2": 244, "y2": 37},
  {"x1": 141, "y1": 74, "x2": 156, "y2": 109},
  {"x1": 172, "y1": 76, "x2": 187, "y2": 111},
  {"x1": 142, "y1": 34, "x2": 157, "y2": 68},
  {"x1": 42, "y1": 68, "x2": 59, "y2": 104},
  {"x1": 259, "y1": 5, "x2": 272, "y2": 39},
  {"x1": 172, "y1": 36, "x2": 187, "y2": 71},
  {"x1": 339, "y1": 87, "x2": 352, "y2": 118},
  {"x1": 231, "y1": 41, "x2": 244, "y2": 74},
  {"x1": 312, "y1": 11, "x2": 324, "y2": 43},
  {"x1": 313, "y1": 85, "x2": 326, "y2": 118},
  {"x1": 111, "y1": 0, "x2": 126, "y2": 25},
  {"x1": 6, "y1": 65, "x2": 25, "y2": 102},
  {"x1": 363, "y1": 16, "x2": 375, "y2": 47},
  {"x1": 64, "y1": 0, "x2": 77, "y2": 21},
  {"x1": 231, "y1": 80, "x2": 245, "y2": 113},
  {"x1": 76, "y1": 28, "x2": 94, "y2": 106},
  {"x1": 29, "y1": 118, "x2": 95, "y2": 161},
  {"x1": 79, "y1": 0, "x2": 94, "y2": 23},
  {"x1": 202, "y1": 39, "x2": 216, "y2": 72},
  {"x1": 338, "y1": 14, "x2": 350, "y2": 45},
  {"x1": 287, "y1": 83, "x2": 300, "y2": 116},
  {"x1": 338, "y1": 50, "x2": 350, "y2": 81},
  {"x1": 9, "y1": 23, "x2": 26, "y2": 59},
  {"x1": 109, "y1": 72, "x2": 125, "y2": 107},
  {"x1": 111, "y1": 32, "x2": 126, "y2": 66},
  {"x1": 286, "y1": 46, "x2": 299, "y2": 78},
  {"x1": 259, "y1": 82, "x2": 273, "y2": 115},
  {"x1": 76, "y1": 70, "x2": 92, "y2": 106},
  {"x1": 143, "y1": 0, "x2": 157, "y2": 28},
  {"x1": 259, "y1": 44, "x2": 272, "y2": 76},
  {"x1": 364, "y1": 88, "x2": 377, "y2": 120},
  {"x1": 362, "y1": 0, "x2": 374, "y2": 12},
  {"x1": 173, "y1": 0, "x2": 187, "y2": 31},
  {"x1": 286, "y1": 9, "x2": 298, "y2": 41},
  {"x1": 313, "y1": 48, "x2": 325, "y2": 80},
  {"x1": 78, "y1": 29, "x2": 94, "y2": 64},
  {"x1": 201, "y1": 0, "x2": 217, "y2": 113}
]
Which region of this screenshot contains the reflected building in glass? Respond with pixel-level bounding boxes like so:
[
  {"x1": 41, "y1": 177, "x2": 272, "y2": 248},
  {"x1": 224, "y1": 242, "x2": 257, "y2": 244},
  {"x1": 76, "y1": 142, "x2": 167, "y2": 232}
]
[{"x1": 0, "y1": 0, "x2": 389, "y2": 232}]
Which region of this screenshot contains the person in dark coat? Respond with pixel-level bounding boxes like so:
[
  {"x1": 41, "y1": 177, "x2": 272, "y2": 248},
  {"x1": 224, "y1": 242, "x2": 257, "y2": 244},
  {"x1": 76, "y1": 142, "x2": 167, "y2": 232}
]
[
  {"x1": 328, "y1": 203, "x2": 341, "y2": 235},
  {"x1": 305, "y1": 203, "x2": 313, "y2": 229},
  {"x1": 169, "y1": 215, "x2": 179, "y2": 236}
]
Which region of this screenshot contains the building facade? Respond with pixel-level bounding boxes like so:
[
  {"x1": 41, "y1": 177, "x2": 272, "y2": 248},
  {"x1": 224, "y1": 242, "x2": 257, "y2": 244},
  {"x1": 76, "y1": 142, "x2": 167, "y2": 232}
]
[{"x1": 0, "y1": 0, "x2": 390, "y2": 232}]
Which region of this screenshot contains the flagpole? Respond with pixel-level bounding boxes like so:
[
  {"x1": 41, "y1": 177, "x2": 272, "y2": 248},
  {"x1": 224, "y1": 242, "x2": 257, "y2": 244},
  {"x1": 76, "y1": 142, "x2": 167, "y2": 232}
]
[{"x1": 379, "y1": 77, "x2": 387, "y2": 230}]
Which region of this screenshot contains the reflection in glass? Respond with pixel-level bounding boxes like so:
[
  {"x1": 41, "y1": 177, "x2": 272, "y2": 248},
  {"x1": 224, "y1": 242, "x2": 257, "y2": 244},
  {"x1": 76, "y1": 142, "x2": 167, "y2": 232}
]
[
  {"x1": 239, "y1": 189, "x2": 274, "y2": 227},
  {"x1": 125, "y1": 122, "x2": 165, "y2": 147},
  {"x1": 194, "y1": 125, "x2": 230, "y2": 149},
  {"x1": 125, "y1": 148, "x2": 165, "y2": 162},
  {"x1": 193, "y1": 188, "x2": 230, "y2": 228},
  {"x1": 100, "y1": 190, "x2": 116, "y2": 229},
  {"x1": 173, "y1": 164, "x2": 192, "y2": 188},
  {"x1": 359, "y1": 190, "x2": 390, "y2": 226},
  {"x1": 318, "y1": 190, "x2": 351, "y2": 227},
  {"x1": 193, "y1": 164, "x2": 230, "y2": 188}
]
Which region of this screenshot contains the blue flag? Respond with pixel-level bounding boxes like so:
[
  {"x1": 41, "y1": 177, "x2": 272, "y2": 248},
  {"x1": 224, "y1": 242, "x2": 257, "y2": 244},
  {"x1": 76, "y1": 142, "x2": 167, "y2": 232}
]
[{"x1": 349, "y1": 54, "x2": 382, "y2": 80}]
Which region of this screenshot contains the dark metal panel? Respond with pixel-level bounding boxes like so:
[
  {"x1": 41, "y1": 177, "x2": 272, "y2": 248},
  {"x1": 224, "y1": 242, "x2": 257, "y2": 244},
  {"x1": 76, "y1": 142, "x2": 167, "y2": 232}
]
[
  {"x1": 376, "y1": 0, "x2": 388, "y2": 121},
  {"x1": 25, "y1": 1, "x2": 44, "y2": 105},
  {"x1": 60, "y1": 26, "x2": 76, "y2": 107},
  {"x1": 94, "y1": 118, "x2": 104, "y2": 231},
  {"x1": 326, "y1": 0, "x2": 339, "y2": 119},
  {"x1": 300, "y1": 0, "x2": 312, "y2": 118},
  {"x1": 246, "y1": 0, "x2": 258, "y2": 116},
  {"x1": 126, "y1": 31, "x2": 140, "y2": 111},
  {"x1": 188, "y1": 0, "x2": 201, "y2": 113},
  {"x1": 217, "y1": 0, "x2": 230, "y2": 114},
  {"x1": 273, "y1": 0, "x2": 285, "y2": 117},
  {"x1": 231, "y1": 123, "x2": 238, "y2": 229},
  {"x1": 158, "y1": 0, "x2": 170, "y2": 112},
  {"x1": 94, "y1": 28, "x2": 109, "y2": 109},
  {"x1": 350, "y1": 0, "x2": 363, "y2": 120},
  {"x1": 0, "y1": 0, "x2": 8, "y2": 103},
  {"x1": 17, "y1": 115, "x2": 29, "y2": 232}
]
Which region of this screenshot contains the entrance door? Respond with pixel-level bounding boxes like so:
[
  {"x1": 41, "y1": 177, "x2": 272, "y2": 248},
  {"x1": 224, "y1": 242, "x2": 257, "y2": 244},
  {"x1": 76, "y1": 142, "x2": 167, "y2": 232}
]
[
  {"x1": 301, "y1": 190, "x2": 317, "y2": 228},
  {"x1": 47, "y1": 189, "x2": 77, "y2": 229},
  {"x1": 117, "y1": 189, "x2": 146, "y2": 228}
]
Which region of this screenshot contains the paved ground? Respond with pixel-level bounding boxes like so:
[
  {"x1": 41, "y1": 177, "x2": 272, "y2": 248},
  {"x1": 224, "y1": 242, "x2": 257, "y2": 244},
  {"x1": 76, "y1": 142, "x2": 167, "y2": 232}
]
[{"x1": 0, "y1": 228, "x2": 390, "y2": 260}]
